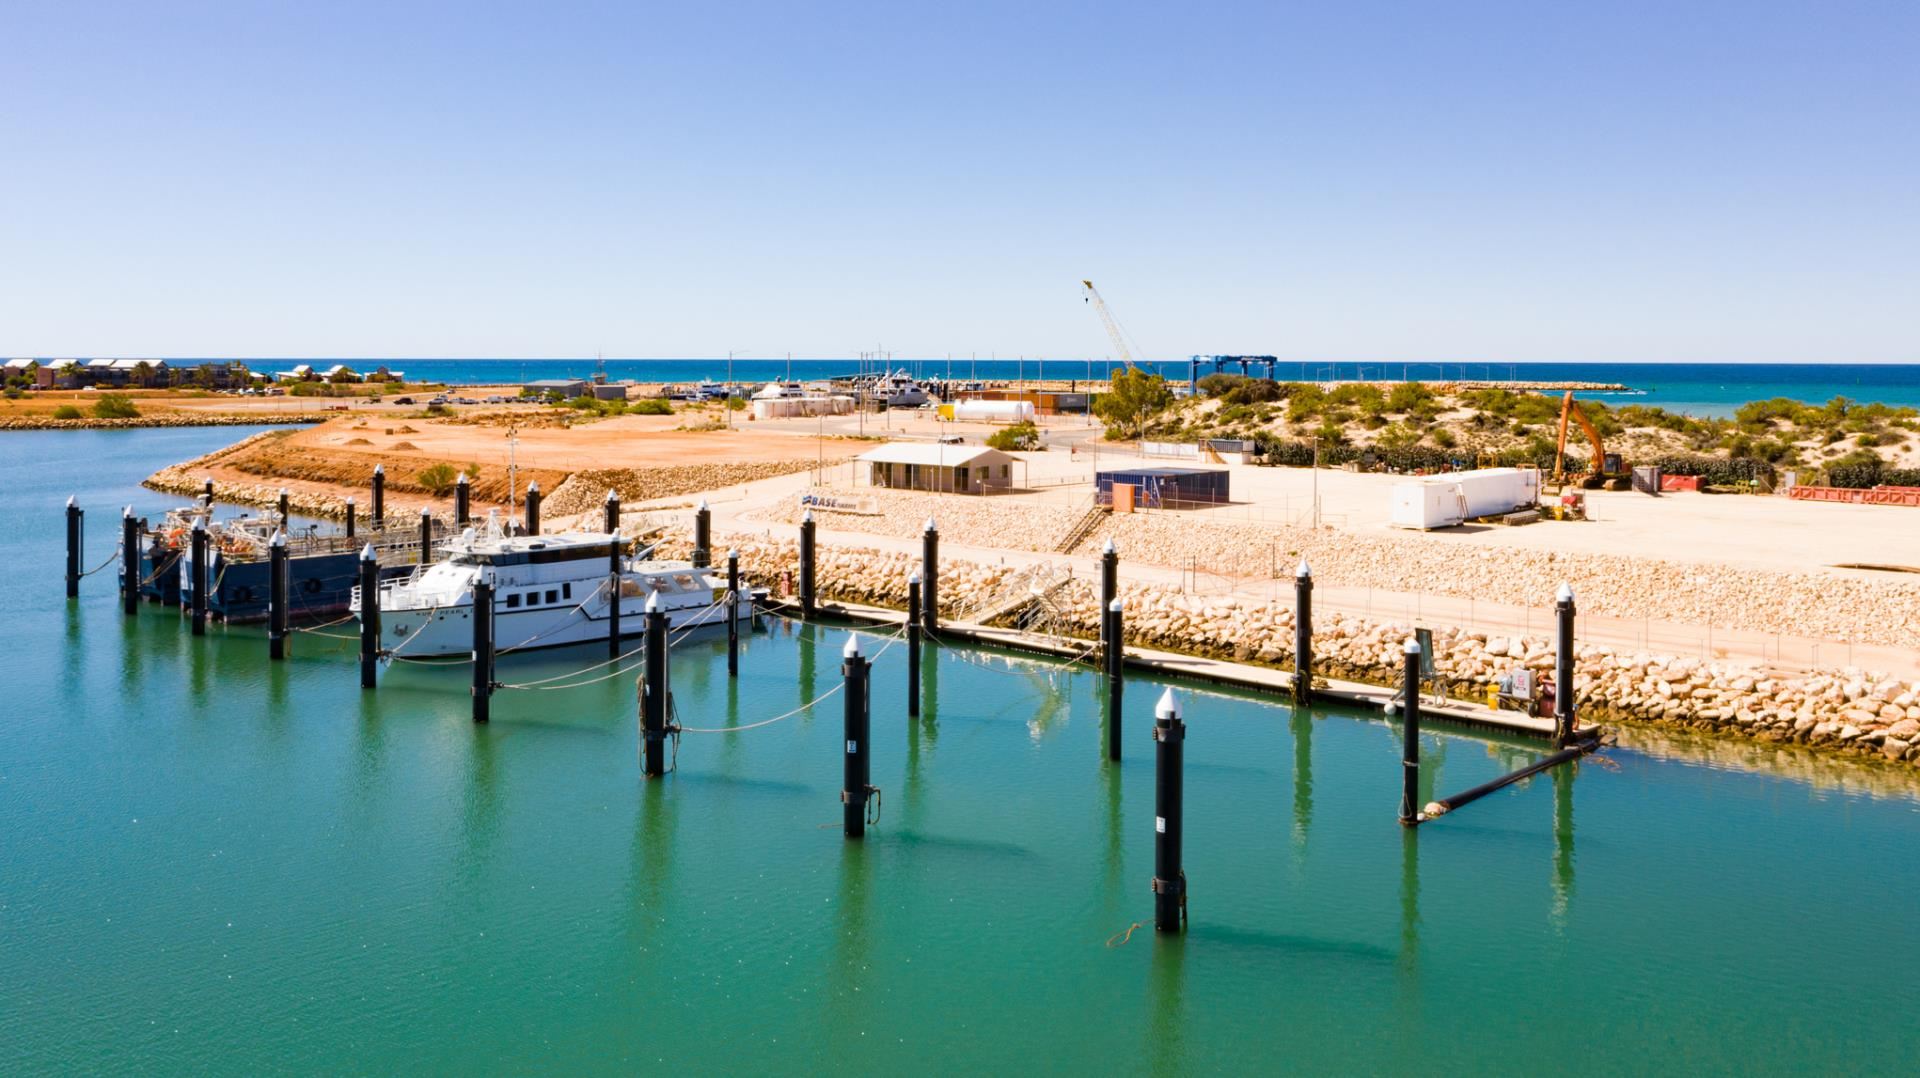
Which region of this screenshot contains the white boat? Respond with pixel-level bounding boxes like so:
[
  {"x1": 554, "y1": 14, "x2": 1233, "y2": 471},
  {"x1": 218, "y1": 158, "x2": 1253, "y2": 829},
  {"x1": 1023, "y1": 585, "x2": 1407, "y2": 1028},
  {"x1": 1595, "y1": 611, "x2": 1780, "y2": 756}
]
[
  {"x1": 350, "y1": 530, "x2": 758, "y2": 658},
  {"x1": 752, "y1": 381, "x2": 807, "y2": 400},
  {"x1": 877, "y1": 370, "x2": 928, "y2": 407}
]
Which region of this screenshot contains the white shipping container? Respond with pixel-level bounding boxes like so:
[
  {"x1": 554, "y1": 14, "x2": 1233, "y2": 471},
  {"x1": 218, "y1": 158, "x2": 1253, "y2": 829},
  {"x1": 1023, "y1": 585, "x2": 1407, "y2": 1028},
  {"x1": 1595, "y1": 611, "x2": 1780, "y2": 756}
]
[
  {"x1": 1450, "y1": 467, "x2": 1540, "y2": 517},
  {"x1": 953, "y1": 399, "x2": 1036, "y2": 422},
  {"x1": 1389, "y1": 480, "x2": 1468, "y2": 530}
]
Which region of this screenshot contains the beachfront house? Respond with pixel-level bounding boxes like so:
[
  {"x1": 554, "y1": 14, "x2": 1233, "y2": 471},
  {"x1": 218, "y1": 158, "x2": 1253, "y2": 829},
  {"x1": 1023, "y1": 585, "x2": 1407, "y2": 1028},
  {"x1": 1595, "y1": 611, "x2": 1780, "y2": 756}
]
[
  {"x1": 319, "y1": 364, "x2": 362, "y2": 384},
  {"x1": 35, "y1": 359, "x2": 82, "y2": 389},
  {"x1": 76, "y1": 358, "x2": 168, "y2": 387},
  {"x1": 275, "y1": 364, "x2": 317, "y2": 383},
  {"x1": 855, "y1": 442, "x2": 1021, "y2": 494}
]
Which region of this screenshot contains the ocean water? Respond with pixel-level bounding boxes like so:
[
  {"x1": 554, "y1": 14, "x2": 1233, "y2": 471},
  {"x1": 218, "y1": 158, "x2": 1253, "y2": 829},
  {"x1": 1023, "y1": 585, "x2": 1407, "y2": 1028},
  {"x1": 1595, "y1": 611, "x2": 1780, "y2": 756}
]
[
  {"x1": 162, "y1": 358, "x2": 1920, "y2": 417},
  {"x1": 5, "y1": 427, "x2": 1920, "y2": 1072}
]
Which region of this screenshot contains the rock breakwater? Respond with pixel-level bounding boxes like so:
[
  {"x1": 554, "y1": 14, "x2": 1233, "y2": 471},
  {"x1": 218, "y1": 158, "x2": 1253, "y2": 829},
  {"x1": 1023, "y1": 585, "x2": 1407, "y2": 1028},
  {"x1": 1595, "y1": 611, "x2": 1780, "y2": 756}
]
[
  {"x1": 681, "y1": 528, "x2": 1920, "y2": 771},
  {"x1": 756, "y1": 491, "x2": 1920, "y2": 649}
]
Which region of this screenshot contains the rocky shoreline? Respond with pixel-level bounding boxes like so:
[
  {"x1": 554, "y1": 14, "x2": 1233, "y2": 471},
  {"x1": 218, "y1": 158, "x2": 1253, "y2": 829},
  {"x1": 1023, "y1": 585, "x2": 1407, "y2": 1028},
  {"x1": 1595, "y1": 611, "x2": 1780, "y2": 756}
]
[
  {"x1": 755, "y1": 491, "x2": 1920, "y2": 650},
  {"x1": 655, "y1": 530, "x2": 1920, "y2": 772}
]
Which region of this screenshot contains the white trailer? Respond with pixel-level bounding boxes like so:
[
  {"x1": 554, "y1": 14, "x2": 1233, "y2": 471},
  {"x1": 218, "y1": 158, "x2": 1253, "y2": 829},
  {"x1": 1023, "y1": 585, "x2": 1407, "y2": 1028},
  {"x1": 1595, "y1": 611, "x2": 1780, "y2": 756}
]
[
  {"x1": 1450, "y1": 467, "x2": 1540, "y2": 517},
  {"x1": 1389, "y1": 479, "x2": 1469, "y2": 530}
]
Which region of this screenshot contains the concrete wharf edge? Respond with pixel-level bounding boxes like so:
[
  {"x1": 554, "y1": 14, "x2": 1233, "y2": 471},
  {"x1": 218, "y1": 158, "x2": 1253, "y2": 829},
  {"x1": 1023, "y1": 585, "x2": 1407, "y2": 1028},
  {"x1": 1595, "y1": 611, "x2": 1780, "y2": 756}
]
[{"x1": 764, "y1": 598, "x2": 1599, "y2": 744}]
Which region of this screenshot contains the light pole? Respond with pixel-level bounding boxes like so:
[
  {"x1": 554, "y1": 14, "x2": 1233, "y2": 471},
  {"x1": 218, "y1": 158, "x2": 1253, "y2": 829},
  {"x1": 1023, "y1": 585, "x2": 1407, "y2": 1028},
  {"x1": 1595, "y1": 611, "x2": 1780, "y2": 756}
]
[
  {"x1": 506, "y1": 427, "x2": 518, "y2": 519},
  {"x1": 1312, "y1": 435, "x2": 1321, "y2": 529}
]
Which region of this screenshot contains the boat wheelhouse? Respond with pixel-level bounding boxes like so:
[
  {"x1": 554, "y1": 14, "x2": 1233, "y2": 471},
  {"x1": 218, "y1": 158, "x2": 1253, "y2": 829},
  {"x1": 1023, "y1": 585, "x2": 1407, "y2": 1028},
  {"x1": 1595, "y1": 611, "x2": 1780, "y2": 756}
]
[{"x1": 352, "y1": 530, "x2": 758, "y2": 657}]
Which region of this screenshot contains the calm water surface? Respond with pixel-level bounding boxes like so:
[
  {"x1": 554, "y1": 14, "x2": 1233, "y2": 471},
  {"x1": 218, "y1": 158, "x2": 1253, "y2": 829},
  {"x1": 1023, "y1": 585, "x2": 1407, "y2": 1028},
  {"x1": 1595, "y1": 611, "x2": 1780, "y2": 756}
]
[{"x1": 3, "y1": 428, "x2": 1918, "y2": 1074}]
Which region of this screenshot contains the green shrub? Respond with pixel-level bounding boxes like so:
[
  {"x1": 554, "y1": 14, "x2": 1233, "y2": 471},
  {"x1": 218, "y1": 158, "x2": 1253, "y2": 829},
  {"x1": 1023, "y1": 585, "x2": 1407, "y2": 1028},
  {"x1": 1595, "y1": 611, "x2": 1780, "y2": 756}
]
[
  {"x1": 986, "y1": 420, "x2": 1041, "y2": 452},
  {"x1": 1092, "y1": 367, "x2": 1173, "y2": 438},
  {"x1": 52, "y1": 404, "x2": 83, "y2": 420},
  {"x1": 1196, "y1": 372, "x2": 1247, "y2": 397},
  {"x1": 91, "y1": 394, "x2": 140, "y2": 419},
  {"x1": 1285, "y1": 384, "x2": 1326, "y2": 422},
  {"x1": 1328, "y1": 383, "x2": 1386, "y2": 415},
  {"x1": 1386, "y1": 381, "x2": 1435, "y2": 413},
  {"x1": 3, "y1": 386, "x2": 21, "y2": 400},
  {"x1": 1431, "y1": 428, "x2": 1456, "y2": 449},
  {"x1": 631, "y1": 398, "x2": 673, "y2": 415},
  {"x1": 1375, "y1": 422, "x2": 1422, "y2": 450},
  {"x1": 1655, "y1": 454, "x2": 1776, "y2": 486},
  {"x1": 1221, "y1": 379, "x2": 1287, "y2": 407},
  {"x1": 416, "y1": 463, "x2": 459, "y2": 496}
]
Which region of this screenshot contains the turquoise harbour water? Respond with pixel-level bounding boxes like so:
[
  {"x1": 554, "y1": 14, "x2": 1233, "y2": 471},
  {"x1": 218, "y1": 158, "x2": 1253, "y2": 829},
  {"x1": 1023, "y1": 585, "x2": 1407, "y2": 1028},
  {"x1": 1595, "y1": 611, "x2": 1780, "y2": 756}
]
[{"x1": 5, "y1": 427, "x2": 1920, "y2": 1074}]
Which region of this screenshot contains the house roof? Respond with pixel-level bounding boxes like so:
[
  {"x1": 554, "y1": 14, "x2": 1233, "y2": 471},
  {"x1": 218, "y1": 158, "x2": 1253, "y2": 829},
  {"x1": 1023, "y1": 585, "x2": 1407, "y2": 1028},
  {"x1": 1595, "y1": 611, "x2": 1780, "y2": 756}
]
[
  {"x1": 856, "y1": 443, "x2": 1014, "y2": 468},
  {"x1": 525, "y1": 378, "x2": 588, "y2": 388}
]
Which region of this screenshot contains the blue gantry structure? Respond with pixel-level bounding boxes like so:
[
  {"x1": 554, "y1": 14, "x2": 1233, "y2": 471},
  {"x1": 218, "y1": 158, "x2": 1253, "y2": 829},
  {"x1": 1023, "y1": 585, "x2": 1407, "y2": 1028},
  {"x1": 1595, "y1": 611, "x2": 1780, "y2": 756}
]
[{"x1": 1187, "y1": 355, "x2": 1279, "y2": 394}]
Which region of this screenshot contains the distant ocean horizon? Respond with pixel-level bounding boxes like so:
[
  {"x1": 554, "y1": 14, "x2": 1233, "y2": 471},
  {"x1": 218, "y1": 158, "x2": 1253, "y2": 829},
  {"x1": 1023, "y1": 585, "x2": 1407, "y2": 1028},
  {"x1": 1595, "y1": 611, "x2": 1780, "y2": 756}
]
[{"x1": 136, "y1": 358, "x2": 1920, "y2": 417}]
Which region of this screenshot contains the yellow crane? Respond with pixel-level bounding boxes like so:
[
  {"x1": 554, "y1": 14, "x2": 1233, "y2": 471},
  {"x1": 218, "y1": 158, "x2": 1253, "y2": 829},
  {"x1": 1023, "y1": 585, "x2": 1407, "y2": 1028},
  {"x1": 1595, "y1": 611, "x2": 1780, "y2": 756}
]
[{"x1": 1081, "y1": 279, "x2": 1137, "y2": 366}]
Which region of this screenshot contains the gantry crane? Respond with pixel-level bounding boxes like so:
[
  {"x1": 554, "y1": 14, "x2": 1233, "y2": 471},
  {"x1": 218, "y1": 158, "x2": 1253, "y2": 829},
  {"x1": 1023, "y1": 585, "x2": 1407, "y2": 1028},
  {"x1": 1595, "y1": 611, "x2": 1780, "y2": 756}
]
[{"x1": 1081, "y1": 279, "x2": 1137, "y2": 366}]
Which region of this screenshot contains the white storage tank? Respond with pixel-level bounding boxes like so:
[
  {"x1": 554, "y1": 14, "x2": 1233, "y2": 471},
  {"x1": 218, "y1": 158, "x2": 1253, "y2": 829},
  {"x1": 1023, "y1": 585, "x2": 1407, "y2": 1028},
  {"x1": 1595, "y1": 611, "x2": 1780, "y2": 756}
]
[
  {"x1": 1450, "y1": 467, "x2": 1540, "y2": 518},
  {"x1": 1389, "y1": 479, "x2": 1468, "y2": 530},
  {"x1": 953, "y1": 399, "x2": 1037, "y2": 423}
]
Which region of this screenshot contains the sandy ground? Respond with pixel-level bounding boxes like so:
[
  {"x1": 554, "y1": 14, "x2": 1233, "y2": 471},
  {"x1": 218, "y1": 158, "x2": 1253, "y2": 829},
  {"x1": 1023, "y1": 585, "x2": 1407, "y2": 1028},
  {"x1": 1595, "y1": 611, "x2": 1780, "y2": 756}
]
[
  {"x1": 296, "y1": 412, "x2": 852, "y2": 471},
  {"x1": 146, "y1": 405, "x2": 1920, "y2": 672}
]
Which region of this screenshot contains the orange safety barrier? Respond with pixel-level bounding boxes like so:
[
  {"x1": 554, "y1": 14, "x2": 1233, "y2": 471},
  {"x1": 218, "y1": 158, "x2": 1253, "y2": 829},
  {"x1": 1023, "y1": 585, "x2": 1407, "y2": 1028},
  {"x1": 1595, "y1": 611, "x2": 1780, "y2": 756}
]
[
  {"x1": 1658, "y1": 475, "x2": 1701, "y2": 492},
  {"x1": 1863, "y1": 487, "x2": 1920, "y2": 507},
  {"x1": 1788, "y1": 485, "x2": 1920, "y2": 507}
]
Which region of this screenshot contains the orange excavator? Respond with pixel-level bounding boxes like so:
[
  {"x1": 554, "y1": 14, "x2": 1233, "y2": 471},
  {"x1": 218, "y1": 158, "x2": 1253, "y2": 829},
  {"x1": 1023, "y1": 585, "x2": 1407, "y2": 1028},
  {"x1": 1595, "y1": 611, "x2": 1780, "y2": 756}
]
[{"x1": 1552, "y1": 391, "x2": 1629, "y2": 490}]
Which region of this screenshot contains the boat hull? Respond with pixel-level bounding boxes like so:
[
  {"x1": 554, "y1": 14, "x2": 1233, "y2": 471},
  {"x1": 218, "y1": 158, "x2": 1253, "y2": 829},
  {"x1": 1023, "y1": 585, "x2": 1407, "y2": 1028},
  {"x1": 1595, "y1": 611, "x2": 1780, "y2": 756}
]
[{"x1": 375, "y1": 593, "x2": 757, "y2": 658}]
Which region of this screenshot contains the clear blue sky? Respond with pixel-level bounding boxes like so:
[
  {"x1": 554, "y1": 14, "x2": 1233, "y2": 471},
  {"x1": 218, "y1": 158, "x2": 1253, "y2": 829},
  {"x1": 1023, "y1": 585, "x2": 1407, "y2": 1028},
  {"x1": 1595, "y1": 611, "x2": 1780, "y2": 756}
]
[{"x1": 2, "y1": 1, "x2": 1914, "y2": 362}]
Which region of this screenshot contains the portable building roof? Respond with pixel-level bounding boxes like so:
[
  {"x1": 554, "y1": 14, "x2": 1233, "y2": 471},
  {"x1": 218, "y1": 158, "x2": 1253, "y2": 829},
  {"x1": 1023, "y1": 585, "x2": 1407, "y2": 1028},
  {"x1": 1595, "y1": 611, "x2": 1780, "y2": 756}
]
[
  {"x1": 1095, "y1": 466, "x2": 1226, "y2": 478},
  {"x1": 856, "y1": 443, "x2": 1014, "y2": 468}
]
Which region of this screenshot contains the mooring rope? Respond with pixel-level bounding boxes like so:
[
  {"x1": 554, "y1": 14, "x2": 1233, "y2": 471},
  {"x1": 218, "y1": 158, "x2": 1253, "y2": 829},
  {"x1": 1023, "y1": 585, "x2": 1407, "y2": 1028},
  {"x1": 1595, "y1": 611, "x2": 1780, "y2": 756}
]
[
  {"x1": 495, "y1": 590, "x2": 735, "y2": 690},
  {"x1": 293, "y1": 612, "x2": 355, "y2": 633},
  {"x1": 137, "y1": 550, "x2": 183, "y2": 586},
  {"x1": 664, "y1": 592, "x2": 733, "y2": 646},
  {"x1": 494, "y1": 579, "x2": 611, "y2": 656},
  {"x1": 78, "y1": 550, "x2": 121, "y2": 577},
  {"x1": 500, "y1": 639, "x2": 649, "y2": 688},
  {"x1": 674, "y1": 623, "x2": 908, "y2": 734},
  {"x1": 379, "y1": 602, "x2": 445, "y2": 659}
]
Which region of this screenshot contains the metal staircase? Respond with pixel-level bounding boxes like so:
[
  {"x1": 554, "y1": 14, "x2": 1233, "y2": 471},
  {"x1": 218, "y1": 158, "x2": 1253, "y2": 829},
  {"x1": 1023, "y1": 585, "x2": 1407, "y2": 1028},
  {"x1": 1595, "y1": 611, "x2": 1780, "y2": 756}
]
[{"x1": 1054, "y1": 500, "x2": 1108, "y2": 554}]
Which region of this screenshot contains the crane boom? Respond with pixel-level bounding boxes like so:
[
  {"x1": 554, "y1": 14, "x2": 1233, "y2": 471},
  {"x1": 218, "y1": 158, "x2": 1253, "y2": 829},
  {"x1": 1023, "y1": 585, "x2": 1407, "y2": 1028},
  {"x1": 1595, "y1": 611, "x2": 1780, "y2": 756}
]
[{"x1": 1081, "y1": 279, "x2": 1134, "y2": 366}]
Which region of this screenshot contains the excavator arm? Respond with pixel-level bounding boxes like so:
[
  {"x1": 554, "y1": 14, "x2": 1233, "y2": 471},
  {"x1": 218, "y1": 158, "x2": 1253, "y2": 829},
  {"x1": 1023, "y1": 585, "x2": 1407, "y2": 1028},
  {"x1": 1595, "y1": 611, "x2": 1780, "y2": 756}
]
[{"x1": 1553, "y1": 391, "x2": 1607, "y2": 482}]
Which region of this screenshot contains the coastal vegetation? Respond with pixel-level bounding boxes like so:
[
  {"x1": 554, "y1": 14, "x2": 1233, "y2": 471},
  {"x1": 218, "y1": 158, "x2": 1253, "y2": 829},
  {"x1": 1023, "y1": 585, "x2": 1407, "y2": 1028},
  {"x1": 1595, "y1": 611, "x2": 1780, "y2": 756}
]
[
  {"x1": 986, "y1": 419, "x2": 1042, "y2": 451},
  {"x1": 1147, "y1": 373, "x2": 1920, "y2": 486},
  {"x1": 90, "y1": 394, "x2": 141, "y2": 419}
]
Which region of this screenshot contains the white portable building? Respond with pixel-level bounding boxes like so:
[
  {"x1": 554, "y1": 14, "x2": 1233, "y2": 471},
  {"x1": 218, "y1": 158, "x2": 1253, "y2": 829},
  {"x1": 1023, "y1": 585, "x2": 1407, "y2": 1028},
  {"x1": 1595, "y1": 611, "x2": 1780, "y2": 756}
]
[
  {"x1": 1389, "y1": 479, "x2": 1468, "y2": 530},
  {"x1": 1450, "y1": 467, "x2": 1540, "y2": 517}
]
